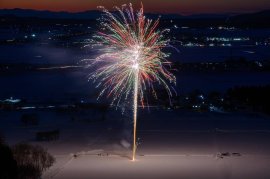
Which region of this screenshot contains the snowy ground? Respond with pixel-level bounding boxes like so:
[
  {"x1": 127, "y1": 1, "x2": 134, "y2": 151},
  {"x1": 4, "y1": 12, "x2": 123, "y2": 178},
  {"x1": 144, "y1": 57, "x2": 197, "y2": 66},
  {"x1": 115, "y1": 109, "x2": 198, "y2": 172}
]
[{"x1": 1, "y1": 108, "x2": 270, "y2": 179}]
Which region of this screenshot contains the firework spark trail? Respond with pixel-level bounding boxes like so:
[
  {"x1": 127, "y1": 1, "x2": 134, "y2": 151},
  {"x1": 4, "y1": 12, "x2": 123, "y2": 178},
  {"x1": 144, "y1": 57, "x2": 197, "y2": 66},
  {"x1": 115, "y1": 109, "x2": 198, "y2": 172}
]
[{"x1": 86, "y1": 3, "x2": 176, "y2": 161}]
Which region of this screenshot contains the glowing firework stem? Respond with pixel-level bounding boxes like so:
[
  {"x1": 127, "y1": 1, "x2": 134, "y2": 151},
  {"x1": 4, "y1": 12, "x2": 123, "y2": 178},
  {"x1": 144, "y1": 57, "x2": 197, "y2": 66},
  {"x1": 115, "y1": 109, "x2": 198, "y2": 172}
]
[{"x1": 133, "y1": 68, "x2": 139, "y2": 161}]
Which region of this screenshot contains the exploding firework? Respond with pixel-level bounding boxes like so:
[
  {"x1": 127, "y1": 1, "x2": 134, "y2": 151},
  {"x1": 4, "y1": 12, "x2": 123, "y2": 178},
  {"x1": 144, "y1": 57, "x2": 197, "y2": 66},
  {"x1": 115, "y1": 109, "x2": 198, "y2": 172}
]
[{"x1": 87, "y1": 3, "x2": 176, "y2": 161}]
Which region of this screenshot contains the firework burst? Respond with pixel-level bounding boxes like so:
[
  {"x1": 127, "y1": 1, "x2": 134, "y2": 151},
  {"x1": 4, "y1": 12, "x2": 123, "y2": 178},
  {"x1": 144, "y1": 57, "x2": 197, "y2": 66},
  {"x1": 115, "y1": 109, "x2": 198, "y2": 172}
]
[{"x1": 87, "y1": 3, "x2": 176, "y2": 161}]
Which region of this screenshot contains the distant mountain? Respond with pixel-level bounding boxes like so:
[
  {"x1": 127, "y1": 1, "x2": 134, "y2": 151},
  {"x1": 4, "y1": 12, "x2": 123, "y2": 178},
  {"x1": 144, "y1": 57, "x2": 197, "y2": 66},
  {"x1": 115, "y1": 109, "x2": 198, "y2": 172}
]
[
  {"x1": 0, "y1": 8, "x2": 231, "y2": 20},
  {"x1": 1, "y1": 8, "x2": 270, "y2": 27},
  {"x1": 0, "y1": 8, "x2": 102, "y2": 19},
  {"x1": 186, "y1": 13, "x2": 233, "y2": 19},
  {"x1": 147, "y1": 13, "x2": 184, "y2": 20},
  {"x1": 228, "y1": 10, "x2": 270, "y2": 27},
  {"x1": 148, "y1": 13, "x2": 231, "y2": 20}
]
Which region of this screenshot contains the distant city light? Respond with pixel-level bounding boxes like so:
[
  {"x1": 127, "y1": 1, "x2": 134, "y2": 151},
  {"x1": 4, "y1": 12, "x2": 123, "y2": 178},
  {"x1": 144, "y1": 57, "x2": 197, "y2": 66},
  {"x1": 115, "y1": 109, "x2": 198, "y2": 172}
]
[{"x1": 0, "y1": 97, "x2": 21, "y2": 104}]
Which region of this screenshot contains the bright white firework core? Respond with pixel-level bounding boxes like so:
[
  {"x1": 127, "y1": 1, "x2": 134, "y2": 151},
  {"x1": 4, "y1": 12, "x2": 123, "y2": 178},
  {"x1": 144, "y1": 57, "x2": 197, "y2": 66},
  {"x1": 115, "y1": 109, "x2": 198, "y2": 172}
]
[
  {"x1": 132, "y1": 63, "x2": 139, "y2": 70},
  {"x1": 132, "y1": 45, "x2": 141, "y2": 70}
]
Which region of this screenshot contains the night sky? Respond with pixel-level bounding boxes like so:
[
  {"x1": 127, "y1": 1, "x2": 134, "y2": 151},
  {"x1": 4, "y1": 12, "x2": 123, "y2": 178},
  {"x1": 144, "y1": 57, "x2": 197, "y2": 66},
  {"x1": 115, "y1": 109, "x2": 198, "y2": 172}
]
[{"x1": 1, "y1": 0, "x2": 270, "y2": 14}]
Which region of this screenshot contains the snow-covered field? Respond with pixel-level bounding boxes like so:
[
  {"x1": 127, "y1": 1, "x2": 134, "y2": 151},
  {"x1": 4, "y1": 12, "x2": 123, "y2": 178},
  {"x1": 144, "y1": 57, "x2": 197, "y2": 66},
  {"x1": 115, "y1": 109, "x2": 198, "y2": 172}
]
[{"x1": 1, "y1": 109, "x2": 270, "y2": 179}]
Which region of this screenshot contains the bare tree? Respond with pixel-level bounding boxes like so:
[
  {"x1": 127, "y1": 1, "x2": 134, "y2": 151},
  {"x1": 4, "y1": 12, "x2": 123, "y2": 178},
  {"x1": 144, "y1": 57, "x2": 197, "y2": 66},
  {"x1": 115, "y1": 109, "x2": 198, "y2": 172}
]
[{"x1": 12, "y1": 143, "x2": 55, "y2": 179}]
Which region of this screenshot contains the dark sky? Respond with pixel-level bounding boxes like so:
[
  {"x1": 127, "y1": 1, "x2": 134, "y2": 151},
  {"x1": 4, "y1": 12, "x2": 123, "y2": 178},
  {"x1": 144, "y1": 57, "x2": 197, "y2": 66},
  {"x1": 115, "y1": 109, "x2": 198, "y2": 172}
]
[{"x1": 1, "y1": 0, "x2": 270, "y2": 14}]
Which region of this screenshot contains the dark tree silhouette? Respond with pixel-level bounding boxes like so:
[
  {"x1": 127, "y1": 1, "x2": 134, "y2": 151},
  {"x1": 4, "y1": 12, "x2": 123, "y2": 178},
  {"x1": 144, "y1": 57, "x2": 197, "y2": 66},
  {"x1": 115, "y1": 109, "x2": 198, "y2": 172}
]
[
  {"x1": 0, "y1": 135, "x2": 18, "y2": 179},
  {"x1": 226, "y1": 85, "x2": 270, "y2": 114},
  {"x1": 12, "y1": 143, "x2": 55, "y2": 179}
]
